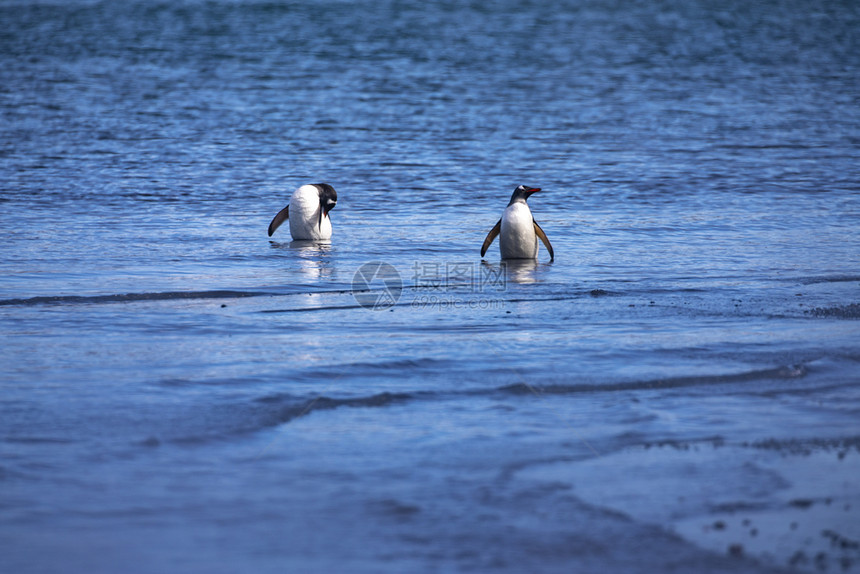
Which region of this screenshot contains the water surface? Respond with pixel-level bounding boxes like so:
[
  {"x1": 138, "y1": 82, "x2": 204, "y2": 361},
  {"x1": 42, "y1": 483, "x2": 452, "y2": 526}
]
[{"x1": 2, "y1": 1, "x2": 859, "y2": 572}]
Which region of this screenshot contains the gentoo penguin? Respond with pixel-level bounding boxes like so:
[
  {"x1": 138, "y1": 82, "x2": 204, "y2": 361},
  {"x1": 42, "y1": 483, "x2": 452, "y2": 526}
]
[
  {"x1": 267, "y1": 183, "x2": 338, "y2": 240},
  {"x1": 480, "y1": 185, "x2": 554, "y2": 261}
]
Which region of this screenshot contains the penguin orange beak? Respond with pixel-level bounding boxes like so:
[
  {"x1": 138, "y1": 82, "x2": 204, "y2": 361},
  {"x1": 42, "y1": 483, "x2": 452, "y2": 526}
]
[{"x1": 526, "y1": 187, "x2": 541, "y2": 195}]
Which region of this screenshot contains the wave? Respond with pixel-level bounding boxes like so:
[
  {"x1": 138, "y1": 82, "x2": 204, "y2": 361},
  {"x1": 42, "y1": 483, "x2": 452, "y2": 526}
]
[
  {"x1": 260, "y1": 301, "x2": 382, "y2": 314},
  {"x1": 157, "y1": 362, "x2": 817, "y2": 445},
  {"x1": 806, "y1": 303, "x2": 860, "y2": 319},
  {"x1": 271, "y1": 391, "x2": 414, "y2": 419},
  {"x1": 0, "y1": 285, "x2": 587, "y2": 311},
  {"x1": 127, "y1": 391, "x2": 413, "y2": 447},
  {"x1": 799, "y1": 275, "x2": 860, "y2": 285},
  {"x1": 2, "y1": 283, "x2": 806, "y2": 316},
  {"x1": 496, "y1": 364, "x2": 808, "y2": 396},
  {"x1": 0, "y1": 289, "x2": 272, "y2": 307},
  {"x1": 746, "y1": 435, "x2": 860, "y2": 455},
  {"x1": 172, "y1": 391, "x2": 416, "y2": 445}
]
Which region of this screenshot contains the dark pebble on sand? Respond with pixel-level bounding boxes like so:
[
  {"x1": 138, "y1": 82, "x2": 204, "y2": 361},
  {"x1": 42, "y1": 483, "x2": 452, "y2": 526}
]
[
  {"x1": 728, "y1": 544, "x2": 744, "y2": 557},
  {"x1": 823, "y1": 529, "x2": 860, "y2": 550},
  {"x1": 789, "y1": 551, "x2": 808, "y2": 566}
]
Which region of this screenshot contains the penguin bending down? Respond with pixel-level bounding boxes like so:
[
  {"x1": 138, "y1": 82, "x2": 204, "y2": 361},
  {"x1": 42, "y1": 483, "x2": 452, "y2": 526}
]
[
  {"x1": 268, "y1": 184, "x2": 338, "y2": 240},
  {"x1": 480, "y1": 185, "x2": 554, "y2": 261}
]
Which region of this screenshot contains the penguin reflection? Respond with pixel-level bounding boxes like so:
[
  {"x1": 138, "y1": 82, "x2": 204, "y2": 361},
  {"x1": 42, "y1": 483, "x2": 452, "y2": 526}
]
[{"x1": 267, "y1": 239, "x2": 334, "y2": 280}]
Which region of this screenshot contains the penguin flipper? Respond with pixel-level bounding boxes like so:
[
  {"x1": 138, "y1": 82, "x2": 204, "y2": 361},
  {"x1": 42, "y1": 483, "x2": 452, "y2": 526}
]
[
  {"x1": 481, "y1": 219, "x2": 502, "y2": 258},
  {"x1": 268, "y1": 204, "x2": 290, "y2": 237},
  {"x1": 533, "y1": 219, "x2": 554, "y2": 261}
]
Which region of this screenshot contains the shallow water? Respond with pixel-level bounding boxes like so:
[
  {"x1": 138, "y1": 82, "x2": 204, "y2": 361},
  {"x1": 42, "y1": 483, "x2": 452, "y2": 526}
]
[{"x1": 2, "y1": 1, "x2": 860, "y2": 572}]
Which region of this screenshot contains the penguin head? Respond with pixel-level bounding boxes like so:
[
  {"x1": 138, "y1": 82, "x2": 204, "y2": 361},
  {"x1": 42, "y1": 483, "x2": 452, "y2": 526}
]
[
  {"x1": 508, "y1": 185, "x2": 541, "y2": 205},
  {"x1": 315, "y1": 184, "x2": 337, "y2": 215},
  {"x1": 313, "y1": 183, "x2": 337, "y2": 229}
]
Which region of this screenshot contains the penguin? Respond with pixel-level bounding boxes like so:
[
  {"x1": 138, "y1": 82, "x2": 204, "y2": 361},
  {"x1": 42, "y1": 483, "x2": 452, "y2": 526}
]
[
  {"x1": 480, "y1": 185, "x2": 554, "y2": 261},
  {"x1": 267, "y1": 183, "x2": 338, "y2": 240}
]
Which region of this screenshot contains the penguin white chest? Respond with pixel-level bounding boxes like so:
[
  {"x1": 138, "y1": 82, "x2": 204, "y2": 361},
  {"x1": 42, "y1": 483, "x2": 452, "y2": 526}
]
[
  {"x1": 499, "y1": 202, "x2": 538, "y2": 259},
  {"x1": 289, "y1": 185, "x2": 331, "y2": 240}
]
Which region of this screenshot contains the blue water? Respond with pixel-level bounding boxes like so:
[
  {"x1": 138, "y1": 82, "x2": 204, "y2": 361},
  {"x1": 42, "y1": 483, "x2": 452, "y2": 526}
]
[{"x1": 2, "y1": 1, "x2": 860, "y2": 572}]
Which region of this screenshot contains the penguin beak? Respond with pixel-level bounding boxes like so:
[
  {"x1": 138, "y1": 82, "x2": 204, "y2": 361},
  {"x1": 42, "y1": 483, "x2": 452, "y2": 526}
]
[
  {"x1": 525, "y1": 187, "x2": 541, "y2": 196},
  {"x1": 324, "y1": 200, "x2": 336, "y2": 218},
  {"x1": 318, "y1": 201, "x2": 336, "y2": 229}
]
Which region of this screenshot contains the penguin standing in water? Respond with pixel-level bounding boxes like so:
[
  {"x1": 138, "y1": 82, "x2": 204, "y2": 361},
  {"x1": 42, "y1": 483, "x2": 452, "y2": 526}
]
[
  {"x1": 268, "y1": 183, "x2": 338, "y2": 240},
  {"x1": 480, "y1": 185, "x2": 554, "y2": 261}
]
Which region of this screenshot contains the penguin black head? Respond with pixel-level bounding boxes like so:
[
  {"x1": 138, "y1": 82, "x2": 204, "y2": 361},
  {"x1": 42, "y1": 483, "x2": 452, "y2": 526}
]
[
  {"x1": 313, "y1": 183, "x2": 337, "y2": 229},
  {"x1": 315, "y1": 183, "x2": 338, "y2": 216},
  {"x1": 508, "y1": 185, "x2": 541, "y2": 205}
]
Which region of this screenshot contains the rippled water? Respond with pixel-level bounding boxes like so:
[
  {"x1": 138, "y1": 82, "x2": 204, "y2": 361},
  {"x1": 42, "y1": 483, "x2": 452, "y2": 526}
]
[{"x1": 2, "y1": 1, "x2": 860, "y2": 572}]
